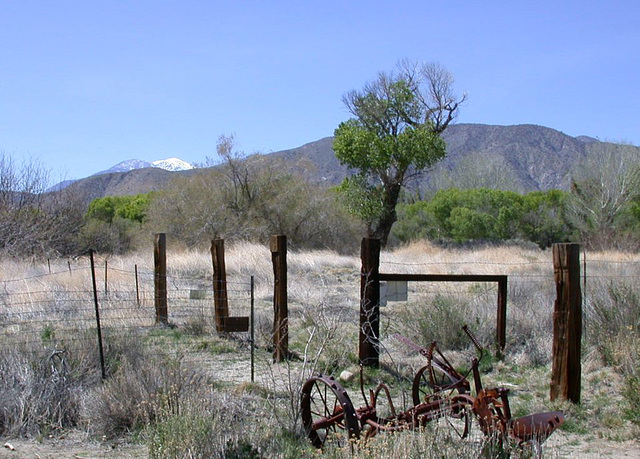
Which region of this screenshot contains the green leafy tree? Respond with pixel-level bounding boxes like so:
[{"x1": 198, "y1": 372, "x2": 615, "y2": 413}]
[
  {"x1": 82, "y1": 193, "x2": 152, "y2": 253},
  {"x1": 115, "y1": 194, "x2": 151, "y2": 223},
  {"x1": 520, "y1": 190, "x2": 571, "y2": 248},
  {"x1": 333, "y1": 60, "x2": 466, "y2": 247},
  {"x1": 86, "y1": 196, "x2": 118, "y2": 223}
]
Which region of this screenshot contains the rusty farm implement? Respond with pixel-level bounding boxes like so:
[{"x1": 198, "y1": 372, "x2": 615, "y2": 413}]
[{"x1": 301, "y1": 326, "x2": 564, "y2": 457}]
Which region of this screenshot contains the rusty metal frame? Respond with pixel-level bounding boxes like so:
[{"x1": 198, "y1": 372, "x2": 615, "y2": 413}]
[{"x1": 302, "y1": 327, "x2": 563, "y2": 458}]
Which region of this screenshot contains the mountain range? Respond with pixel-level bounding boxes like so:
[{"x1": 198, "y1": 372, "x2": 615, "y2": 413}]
[
  {"x1": 97, "y1": 157, "x2": 194, "y2": 174},
  {"x1": 61, "y1": 123, "x2": 639, "y2": 203}
]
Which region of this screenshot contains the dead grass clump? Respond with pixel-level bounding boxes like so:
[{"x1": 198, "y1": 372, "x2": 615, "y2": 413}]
[
  {"x1": 586, "y1": 280, "x2": 640, "y2": 368},
  {"x1": 0, "y1": 342, "x2": 99, "y2": 437},
  {"x1": 585, "y1": 279, "x2": 640, "y2": 427},
  {"x1": 83, "y1": 351, "x2": 211, "y2": 438},
  {"x1": 341, "y1": 426, "x2": 484, "y2": 459},
  {"x1": 394, "y1": 294, "x2": 475, "y2": 352}
]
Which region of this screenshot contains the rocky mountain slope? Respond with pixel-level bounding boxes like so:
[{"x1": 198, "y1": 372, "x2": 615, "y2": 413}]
[{"x1": 63, "y1": 123, "x2": 638, "y2": 203}]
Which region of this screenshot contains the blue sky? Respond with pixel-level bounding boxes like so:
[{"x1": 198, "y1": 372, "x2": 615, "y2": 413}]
[{"x1": 1, "y1": 0, "x2": 638, "y2": 181}]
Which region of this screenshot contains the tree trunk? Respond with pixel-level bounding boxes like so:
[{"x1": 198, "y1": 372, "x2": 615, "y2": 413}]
[{"x1": 370, "y1": 183, "x2": 402, "y2": 247}]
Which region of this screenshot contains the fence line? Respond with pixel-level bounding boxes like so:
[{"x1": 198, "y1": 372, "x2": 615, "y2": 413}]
[{"x1": 3, "y1": 251, "x2": 640, "y2": 356}]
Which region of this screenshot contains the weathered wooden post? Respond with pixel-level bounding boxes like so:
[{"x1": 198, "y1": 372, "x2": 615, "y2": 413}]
[
  {"x1": 154, "y1": 233, "x2": 168, "y2": 324},
  {"x1": 360, "y1": 237, "x2": 380, "y2": 367},
  {"x1": 211, "y1": 238, "x2": 229, "y2": 332},
  {"x1": 271, "y1": 235, "x2": 288, "y2": 362},
  {"x1": 550, "y1": 243, "x2": 582, "y2": 403}
]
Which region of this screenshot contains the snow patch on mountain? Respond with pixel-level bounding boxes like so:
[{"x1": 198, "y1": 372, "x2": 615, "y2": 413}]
[
  {"x1": 96, "y1": 157, "x2": 194, "y2": 176},
  {"x1": 49, "y1": 157, "x2": 195, "y2": 191},
  {"x1": 152, "y1": 157, "x2": 194, "y2": 171},
  {"x1": 100, "y1": 159, "x2": 155, "y2": 174}
]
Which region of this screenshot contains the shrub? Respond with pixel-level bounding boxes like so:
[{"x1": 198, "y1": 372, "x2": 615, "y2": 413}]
[
  {"x1": 586, "y1": 280, "x2": 640, "y2": 425},
  {"x1": 396, "y1": 294, "x2": 474, "y2": 351},
  {"x1": 0, "y1": 343, "x2": 99, "y2": 436},
  {"x1": 394, "y1": 188, "x2": 572, "y2": 248},
  {"x1": 84, "y1": 353, "x2": 210, "y2": 438},
  {"x1": 624, "y1": 374, "x2": 640, "y2": 426},
  {"x1": 145, "y1": 386, "x2": 264, "y2": 458},
  {"x1": 587, "y1": 281, "x2": 640, "y2": 365}
]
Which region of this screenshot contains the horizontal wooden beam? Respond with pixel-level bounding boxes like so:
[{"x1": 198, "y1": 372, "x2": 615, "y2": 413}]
[{"x1": 379, "y1": 273, "x2": 507, "y2": 283}]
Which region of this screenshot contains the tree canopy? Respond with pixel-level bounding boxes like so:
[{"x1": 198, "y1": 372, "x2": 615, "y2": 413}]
[{"x1": 333, "y1": 60, "x2": 465, "y2": 246}]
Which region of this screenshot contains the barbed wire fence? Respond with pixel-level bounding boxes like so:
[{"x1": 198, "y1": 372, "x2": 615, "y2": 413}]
[
  {"x1": 0, "y1": 254, "x2": 260, "y2": 383},
  {"x1": 2, "y1": 245, "x2": 640, "y2": 387}
]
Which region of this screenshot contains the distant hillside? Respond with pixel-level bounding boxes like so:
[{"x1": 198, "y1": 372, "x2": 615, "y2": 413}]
[
  {"x1": 269, "y1": 123, "x2": 596, "y2": 192},
  {"x1": 436, "y1": 123, "x2": 591, "y2": 191},
  {"x1": 62, "y1": 123, "x2": 640, "y2": 203},
  {"x1": 65, "y1": 167, "x2": 198, "y2": 203},
  {"x1": 270, "y1": 136, "x2": 351, "y2": 184}
]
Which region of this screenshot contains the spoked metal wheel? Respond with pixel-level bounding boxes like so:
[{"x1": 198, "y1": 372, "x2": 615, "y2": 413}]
[
  {"x1": 412, "y1": 367, "x2": 472, "y2": 440},
  {"x1": 412, "y1": 365, "x2": 437, "y2": 405},
  {"x1": 371, "y1": 383, "x2": 401, "y2": 430},
  {"x1": 301, "y1": 374, "x2": 360, "y2": 449},
  {"x1": 438, "y1": 394, "x2": 472, "y2": 439},
  {"x1": 412, "y1": 364, "x2": 465, "y2": 405}
]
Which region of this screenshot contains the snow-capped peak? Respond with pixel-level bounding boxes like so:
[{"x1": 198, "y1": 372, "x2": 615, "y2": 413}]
[
  {"x1": 94, "y1": 159, "x2": 154, "y2": 175},
  {"x1": 152, "y1": 157, "x2": 194, "y2": 172}
]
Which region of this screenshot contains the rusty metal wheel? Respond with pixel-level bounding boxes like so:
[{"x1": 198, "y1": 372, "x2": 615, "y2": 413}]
[
  {"x1": 412, "y1": 344, "x2": 469, "y2": 406},
  {"x1": 371, "y1": 383, "x2": 400, "y2": 429},
  {"x1": 442, "y1": 394, "x2": 472, "y2": 439},
  {"x1": 412, "y1": 368, "x2": 472, "y2": 439},
  {"x1": 412, "y1": 363, "x2": 462, "y2": 404},
  {"x1": 301, "y1": 374, "x2": 360, "y2": 449},
  {"x1": 412, "y1": 365, "x2": 436, "y2": 405}
]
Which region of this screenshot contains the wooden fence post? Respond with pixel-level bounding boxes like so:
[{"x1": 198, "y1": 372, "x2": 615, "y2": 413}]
[
  {"x1": 211, "y1": 239, "x2": 229, "y2": 332},
  {"x1": 360, "y1": 237, "x2": 380, "y2": 367},
  {"x1": 154, "y1": 233, "x2": 168, "y2": 324},
  {"x1": 550, "y1": 243, "x2": 582, "y2": 403},
  {"x1": 271, "y1": 235, "x2": 288, "y2": 362}
]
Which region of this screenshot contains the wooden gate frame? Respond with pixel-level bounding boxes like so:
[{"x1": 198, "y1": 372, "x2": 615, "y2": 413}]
[{"x1": 360, "y1": 238, "x2": 507, "y2": 367}]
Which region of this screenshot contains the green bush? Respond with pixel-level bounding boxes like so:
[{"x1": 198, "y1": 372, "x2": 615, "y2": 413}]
[
  {"x1": 85, "y1": 354, "x2": 208, "y2": 437},
  {"x1": 394, "y1": 188, "x2": 572, "y2": 248},
  {"x1": 86, "y1": 194, "x2": 151, "y2": 224},
  {"x1": 147, "y1": 412, "x2": 224, "y2": 459}
]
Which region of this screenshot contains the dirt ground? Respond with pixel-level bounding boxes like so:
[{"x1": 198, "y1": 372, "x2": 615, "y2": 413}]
[
  {"x1": 548, "y1": 432, "x2": 640, "y2": 458},
  {"x1": 2, "y1": 431, "x2": 640, "y2": 458},
  {"x1": 0, "y1": 434, "x2": 147, "y2": 459}
]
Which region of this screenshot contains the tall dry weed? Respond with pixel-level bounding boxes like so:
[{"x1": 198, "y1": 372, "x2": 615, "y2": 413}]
[{"x1": 0, "y1": 341, "x2": 99, "y2": 436}]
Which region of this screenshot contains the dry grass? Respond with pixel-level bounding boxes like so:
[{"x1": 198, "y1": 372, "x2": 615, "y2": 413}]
[{"x1": 1, "y1": 241, "x2": 640, "y2": 457}]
